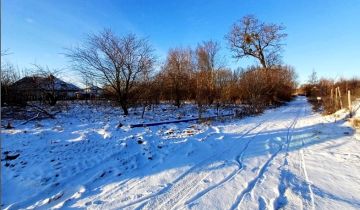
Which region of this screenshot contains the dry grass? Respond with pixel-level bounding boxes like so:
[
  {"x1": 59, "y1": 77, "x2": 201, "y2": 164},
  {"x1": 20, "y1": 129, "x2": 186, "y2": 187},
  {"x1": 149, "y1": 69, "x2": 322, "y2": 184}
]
[{"x1": 351, "y1": 118, "x2": 360, "y2": 129}]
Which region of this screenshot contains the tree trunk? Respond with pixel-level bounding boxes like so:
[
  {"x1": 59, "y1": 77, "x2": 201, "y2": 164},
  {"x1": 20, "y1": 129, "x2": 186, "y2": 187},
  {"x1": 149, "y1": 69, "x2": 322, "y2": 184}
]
[
  {"x1": 198, "y1": 103, "x2": 203, "y2": 119},
  {"x1": 120, "y1": 101, "x2": 129, "y2": 115},
  {"x1": 122, "y1": 106, "x2": 129, "y2": 115},
  {"x1": 141, "y1": 104, "x2": 146, "y2": 119},
  {"x1": 175, "y1": 98, "x2": 181, "y2": 108}
]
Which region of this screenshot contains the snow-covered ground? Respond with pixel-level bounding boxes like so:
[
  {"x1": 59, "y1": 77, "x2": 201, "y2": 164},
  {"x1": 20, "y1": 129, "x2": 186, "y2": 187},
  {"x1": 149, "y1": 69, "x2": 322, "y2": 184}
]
[{"x1": 1, "y1": 96, "x2": 360, "y2": 209}]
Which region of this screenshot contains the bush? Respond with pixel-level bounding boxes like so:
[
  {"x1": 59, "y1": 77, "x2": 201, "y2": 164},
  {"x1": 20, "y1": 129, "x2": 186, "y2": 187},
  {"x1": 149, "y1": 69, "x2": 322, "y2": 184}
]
[{"x1": 237, "y1": 65, "x2": 297, "y2": 109}]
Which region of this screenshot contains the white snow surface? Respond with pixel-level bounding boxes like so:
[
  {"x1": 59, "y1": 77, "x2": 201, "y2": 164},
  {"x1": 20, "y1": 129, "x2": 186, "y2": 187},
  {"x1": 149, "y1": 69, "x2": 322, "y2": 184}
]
[{"x1": 1, "y1": 97, "x2": 360, "y2": 210}]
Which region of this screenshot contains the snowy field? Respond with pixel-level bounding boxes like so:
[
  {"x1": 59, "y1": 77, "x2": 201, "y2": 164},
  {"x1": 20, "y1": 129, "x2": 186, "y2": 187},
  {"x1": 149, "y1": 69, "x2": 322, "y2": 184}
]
[{"x1": 1, "y1": 96, "x2": 360, "y2": 209}]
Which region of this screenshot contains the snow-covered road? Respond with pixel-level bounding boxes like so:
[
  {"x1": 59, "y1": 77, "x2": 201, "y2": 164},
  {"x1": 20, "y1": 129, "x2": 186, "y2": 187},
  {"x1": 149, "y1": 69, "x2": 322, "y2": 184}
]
[{"x1": 2, "y1": 97, "x2": 360, "y2": 209}]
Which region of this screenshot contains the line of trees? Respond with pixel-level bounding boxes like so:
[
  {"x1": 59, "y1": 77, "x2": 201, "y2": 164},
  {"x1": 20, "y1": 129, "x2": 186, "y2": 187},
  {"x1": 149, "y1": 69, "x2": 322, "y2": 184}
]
[
  {"x1": 301, "y1": 70, "x2": 360, "y2": 114},
  {"x1": 2, "y1": 15, "x2": 298, "y2": 117}
]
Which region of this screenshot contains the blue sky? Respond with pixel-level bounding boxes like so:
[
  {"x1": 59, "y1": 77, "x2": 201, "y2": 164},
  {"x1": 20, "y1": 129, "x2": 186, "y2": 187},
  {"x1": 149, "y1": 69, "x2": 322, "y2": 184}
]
[{"x1": 2, "y1": 0, "x2": 360, "y2": 85}]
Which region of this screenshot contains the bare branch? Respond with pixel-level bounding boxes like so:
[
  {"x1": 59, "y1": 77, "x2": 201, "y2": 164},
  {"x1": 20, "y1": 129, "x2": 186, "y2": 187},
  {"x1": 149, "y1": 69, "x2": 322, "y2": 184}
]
[
  {"x1": 226, "y1": 15, "x2": 287, "y2": 69},
  {"x1": 65, "y1": 29, "x2": 156, "y2": 115}
]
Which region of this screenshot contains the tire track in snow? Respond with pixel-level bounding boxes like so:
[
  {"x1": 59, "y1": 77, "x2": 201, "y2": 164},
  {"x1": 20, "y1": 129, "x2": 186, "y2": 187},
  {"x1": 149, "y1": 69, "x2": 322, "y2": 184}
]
[
  {"x1": 62, "y1": 130, "x2": 178, "y2": 207},
  {"x1": 183, "y1": 106, "x2": 296, "y2": 207},
  {"x1": 116, "y1": 122, "x2": 268, "y2": 209},
  {"x1": 119, "y1": 107, "x2": 295, "y2": 210},
  {"x1": 274, "y1": 104, "x2": 315, "y2": 210},
  {"x1": 101, "y1": 178, "x2": 145, "y2": 201},
  {"x1": 73, "y1": 105, "x2": 294, "y2": 209},
  {"x1": 299, "y1": 105, "x2": 315, "y2": 210},
  {"x1": 152, "y1": 106, "x2": 294, "y2": 209},
  {"x1": 230, "y1": 105, "x2": 301, "y2": 210},
  {"x1": 100, "y1": 126, "x2": 230, "y2": 209},
  {"x1": 300, "y1": 150, "x2": 315, "y2": 209},
  {"x1": 184, "y1": 119, "x2": 284, "y2": 206}
]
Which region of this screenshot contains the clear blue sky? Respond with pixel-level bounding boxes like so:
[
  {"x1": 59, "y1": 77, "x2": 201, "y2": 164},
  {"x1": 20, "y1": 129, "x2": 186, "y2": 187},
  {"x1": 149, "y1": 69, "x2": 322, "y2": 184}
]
[{"x1": 2, "y1": 0, "x2": 360, "y2": 85}]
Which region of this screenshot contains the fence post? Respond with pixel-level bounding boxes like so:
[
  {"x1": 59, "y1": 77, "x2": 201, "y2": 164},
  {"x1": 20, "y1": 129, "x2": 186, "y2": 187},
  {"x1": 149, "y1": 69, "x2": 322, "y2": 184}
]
[
  {"x1": 348, "y1": 90, "x2": 352, "y2": 117},
  {"x1": 335, "y1": 87, "x2": 338, "y2": 110},
  {"x1": 330, "y1": 88, "x2": 333, "y2": 100},
  {"x1": 338, "y1": 87, "x2": 343, "y2": 109}
]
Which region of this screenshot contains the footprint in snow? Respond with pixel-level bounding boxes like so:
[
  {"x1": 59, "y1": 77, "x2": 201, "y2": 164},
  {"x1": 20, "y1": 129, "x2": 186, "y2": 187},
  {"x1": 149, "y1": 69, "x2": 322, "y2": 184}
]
[
  {"x1": 121, "y1": 196, "x2": 131, "y2": 202},
  {"x1": 93, "y1": 200, "x2": 103, "y2": 205},
  {"x1": 203, "y1": 179, "x2": 211, "y2": 183},
  {"x1": 251, "y1": 166, "x2": 259, "y2": 172}
]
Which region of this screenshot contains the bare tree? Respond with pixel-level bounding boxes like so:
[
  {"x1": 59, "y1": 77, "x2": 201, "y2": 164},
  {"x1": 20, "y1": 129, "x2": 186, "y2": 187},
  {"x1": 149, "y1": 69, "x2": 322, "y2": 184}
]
[
  {"x1": 161, "y1": 48, "x2": 194, "y2": 107},
  {"x1": 308, "y1": 69, "x2": 318, "y2": 85},
  {"x1": 1, "y1": 63, "x2": 18, "y2": 90},
  {"x1": 31, "y1": 64, "x2": 64, "y2": 106},
  {"x1": 133, "y1": 65, "x2": 154, "y2": 119},
  {"x1": 65, "y1": 29, "x2": 156, "y2": 115},
  {"x1": 195, "y1": 40, "x2": 221, "y2": 105},
  {"x1": 226, "y1": 15, "x2": 287, "y2": 69},
  {"x1": 1, "y1": 62, "x2": 20, "y2": 105}
]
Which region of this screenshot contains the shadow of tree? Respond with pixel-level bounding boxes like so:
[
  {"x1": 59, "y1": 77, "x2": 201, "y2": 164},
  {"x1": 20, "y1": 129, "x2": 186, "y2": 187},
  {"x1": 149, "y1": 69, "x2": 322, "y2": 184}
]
[{"x1": 4, "y1": 97, "x2": 359, "y2": 209}]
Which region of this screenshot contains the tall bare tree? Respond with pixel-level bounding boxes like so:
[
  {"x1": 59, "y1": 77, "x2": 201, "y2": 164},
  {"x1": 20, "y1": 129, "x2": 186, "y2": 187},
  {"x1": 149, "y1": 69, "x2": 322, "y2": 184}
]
[
  {"x1": 226, "y1": 15, "x2": 287, "y2": 69},
  {"x1": 195, "y1": 40, "x2": 221, "y2": 106},
  {"x1": 66, "y1": 29, "x2": 155, "y2": 115},
  {"x1": 161, "y1": 48, "x2": 194, "y2": 107}
]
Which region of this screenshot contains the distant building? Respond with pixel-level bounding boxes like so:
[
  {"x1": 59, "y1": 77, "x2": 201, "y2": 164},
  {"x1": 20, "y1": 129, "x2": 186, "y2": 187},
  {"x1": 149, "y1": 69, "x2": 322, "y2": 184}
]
[
  {"x1": 12, "y1": 75, "x2": 80, "y2": 101},
  {"x1": 84, "y1": 85, "x2": 103, "y2": 96},
  {"x1": 76, "y1": 85, "x2": 103, "y2": 99}
]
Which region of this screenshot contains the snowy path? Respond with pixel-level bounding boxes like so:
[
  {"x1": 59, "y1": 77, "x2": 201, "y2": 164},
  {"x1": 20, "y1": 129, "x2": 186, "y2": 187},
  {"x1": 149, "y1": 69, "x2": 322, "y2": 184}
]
[{"x1": 2, "y1": 97, "x2": 360, "y2": 209}]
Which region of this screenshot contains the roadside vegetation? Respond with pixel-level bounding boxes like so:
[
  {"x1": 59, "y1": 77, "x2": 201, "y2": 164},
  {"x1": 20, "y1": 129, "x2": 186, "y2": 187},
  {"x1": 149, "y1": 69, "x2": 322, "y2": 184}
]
[
  {"x1": 2, "y1": 15, "x2": 297, "y2": 124},
  {"x1": 300, "y1": 70, "x2": 360, "y2": 115}
]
